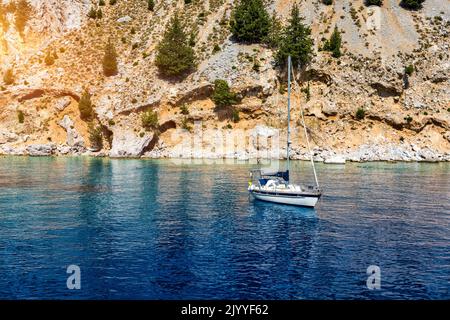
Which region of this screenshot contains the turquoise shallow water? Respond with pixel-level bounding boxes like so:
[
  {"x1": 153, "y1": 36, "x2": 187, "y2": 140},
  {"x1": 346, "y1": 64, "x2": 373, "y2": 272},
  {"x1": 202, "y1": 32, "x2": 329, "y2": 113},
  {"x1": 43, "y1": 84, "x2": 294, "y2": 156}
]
[{"x1": 0, "y1": 156, "x2": 449, "y2": 299}]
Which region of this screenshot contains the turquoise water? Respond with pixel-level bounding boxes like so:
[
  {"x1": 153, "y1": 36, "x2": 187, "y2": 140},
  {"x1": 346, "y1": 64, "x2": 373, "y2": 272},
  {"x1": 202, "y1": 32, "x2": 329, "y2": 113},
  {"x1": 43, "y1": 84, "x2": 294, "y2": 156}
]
[{"x1": 0, "y1": 156, "x2": 449, "y2": 299}]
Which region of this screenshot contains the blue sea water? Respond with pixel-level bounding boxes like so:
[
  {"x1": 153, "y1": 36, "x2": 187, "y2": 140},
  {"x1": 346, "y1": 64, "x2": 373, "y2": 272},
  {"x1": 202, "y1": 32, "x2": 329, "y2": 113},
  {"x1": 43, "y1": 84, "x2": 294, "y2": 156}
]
[{"x1": 0, "y1": 156, "x2": 449, "y2": 300}]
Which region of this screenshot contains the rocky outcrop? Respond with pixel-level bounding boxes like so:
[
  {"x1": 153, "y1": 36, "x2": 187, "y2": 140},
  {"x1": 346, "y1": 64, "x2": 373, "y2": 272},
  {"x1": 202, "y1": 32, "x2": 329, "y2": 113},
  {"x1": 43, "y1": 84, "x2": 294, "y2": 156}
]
[
  {"x1": 109, "y1": 131, "x2": 154, "y2": 158},
  {"x1": 58, "y1": 115, "x2": 85, "y2": 150},
  {"x1": 26, "y1": 144, "x2": 57, "y2": 156}
]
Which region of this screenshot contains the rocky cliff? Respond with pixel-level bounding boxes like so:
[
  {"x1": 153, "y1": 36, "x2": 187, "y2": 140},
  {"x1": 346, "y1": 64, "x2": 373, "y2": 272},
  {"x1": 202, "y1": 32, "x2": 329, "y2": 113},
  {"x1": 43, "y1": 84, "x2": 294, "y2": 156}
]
[{"x1": 0, "y1": 0, "x2": 449, "y2": 161}]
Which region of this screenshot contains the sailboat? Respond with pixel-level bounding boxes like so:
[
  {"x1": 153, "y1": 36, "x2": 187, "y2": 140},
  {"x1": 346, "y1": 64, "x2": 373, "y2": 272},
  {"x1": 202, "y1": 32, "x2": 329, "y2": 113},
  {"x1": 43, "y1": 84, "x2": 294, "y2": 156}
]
[{"x1": 248, "y1": 56, "x2": 322, "y2": 207}]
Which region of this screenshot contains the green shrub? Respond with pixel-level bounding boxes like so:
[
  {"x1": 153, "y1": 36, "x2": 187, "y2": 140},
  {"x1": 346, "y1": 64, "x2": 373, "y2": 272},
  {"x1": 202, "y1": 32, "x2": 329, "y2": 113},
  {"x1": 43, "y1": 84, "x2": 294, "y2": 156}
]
[
  {"x1": 322, "y1": 25, "x2": 342, "y2": 58},
  {"x1": 110, "y1": 0, "x2": 117, "y2": 5},
  {"x1": 230, "y1": 0, "x2": 270, "y2": 43},
  {"x1": 405, "y1": 64, "x2": 414, "y2": 76},
  {"x1": 405, "y1": 115, "x2": 413, "y2": 123},
  {"x1": 3, "y1": 68, "x2": 14, "y2": 85},
  {"x1": 44, "y1": 50, "x2": 56, "y2": 66},
  {"x1": 232, "y1": 109, "x2": 240, "y2": 123},
  {"x1": 400, "y1": 0, "x2": 425, "y2": 10},
  {"x1": 141, "y1": 110, "x2": 158, "y2": 130},
  {"x1": 108, "y1": 119, "x2": 115, "y2": 126},
  {"x1": 212, "y1": 43, "x2": 221, "y2": 53},
  {"x1": 211, "y1": 79, "x2": 238, "y2": 108},
  {"x1": 88, "y1": 7, "x2": 97, "y2": 19},
  {"x1": 99, "y1": 0, "x2": 105, "y2": 6},
  {"x1": 78, "y1": 89, "x2": 94, "y2": 121},
  {"x1": 181, "y1": 117, "x2": 192, "y2": 132},
  {"x1": 148, "y1": 0, "x2": 155, "y2": 11},
  {"x1": 155, "y1": 15, "x2": 196, "y2": 77},
  {"x1": 88, "y1": 124, "x2": 103, "y2": 150},
  {"x1": 103, "y1": 38, "x2": 118, "y2": 76},
  {"x1": 365, "y1": 0, "x2": 383, "y2": 6},
  {"x1": 356, "y1": 107, "x2": 365, "y2": 120},
  {"x1": 14, "y1": 0, "x2": 32, "y2": 36},
  {"x1": 180, "y1": 104, "x2": 189, "y2": 115},
  {"x1": 322, "y1": 0, "x2": 333, "y2": 5},
  {"x1": 17, "y1": 110, "x2": 24, "y2": 123}
]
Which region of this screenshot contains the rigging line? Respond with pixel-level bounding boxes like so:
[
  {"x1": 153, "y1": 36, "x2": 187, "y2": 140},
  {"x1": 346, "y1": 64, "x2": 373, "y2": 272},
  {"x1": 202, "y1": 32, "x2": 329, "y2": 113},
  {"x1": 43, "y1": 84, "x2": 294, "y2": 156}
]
[{"x1": 290, "y1": 65, "x2": 320, "y2": 189}]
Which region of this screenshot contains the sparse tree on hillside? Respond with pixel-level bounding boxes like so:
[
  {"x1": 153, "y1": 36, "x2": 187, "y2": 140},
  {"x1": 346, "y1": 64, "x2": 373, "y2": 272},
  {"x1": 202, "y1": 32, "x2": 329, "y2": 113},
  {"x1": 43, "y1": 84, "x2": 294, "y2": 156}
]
[
  {"x1": 0, "y1": 1, "x2": 9, "y2": 31},
  {"x1": 102, "y1": 38, "x2": 118, "y2": 76},
  {"x1": 400, "y1": 0, "x2": 425, "y2": 10},
  {"x1": 211, "y1": 79, "x2": 238, "y2": 108},
  {"x1": 276, "y1": 3, "x2": 314, "y2": 68},
  {"x1": 322, "y1": 25, "x2": 342, "y2": 58},
  {"x1": 365, "y1": 0, "x2": 383, "y2": 6},
  {"x1": 155, "y1": 14, "x2": 195, "y2": 77},
  {"x1": 230, "y1": 0, "x2": 270, "y2": 43},
  {"x1": 148, "y1": 0, "x2": 155, "y2": 11},
  {"x1": 3, "y1": 68, "x2": 14, "y2": 85},
  {"x1": 88, "y1": 124, "x2": 103, "y2": 151},
  {"x1": 78, "y1": 89, "x2": 94, "y2": 121},
  {"x1": 88, "y1": 7, "x2": 97, "y2": 19},
  {"x1": 15, "y1": 0, "x2": 32, "y2": 37},
  {"x1": 264, "y1": 13, "x2": 283, "y2": 49}
]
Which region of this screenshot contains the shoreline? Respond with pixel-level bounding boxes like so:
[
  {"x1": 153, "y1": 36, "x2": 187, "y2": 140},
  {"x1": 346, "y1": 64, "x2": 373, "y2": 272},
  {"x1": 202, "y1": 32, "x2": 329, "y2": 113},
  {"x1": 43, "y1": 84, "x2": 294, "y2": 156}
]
[{"x1": 1, "y1": 153, "x2": 449, "y2": 163}]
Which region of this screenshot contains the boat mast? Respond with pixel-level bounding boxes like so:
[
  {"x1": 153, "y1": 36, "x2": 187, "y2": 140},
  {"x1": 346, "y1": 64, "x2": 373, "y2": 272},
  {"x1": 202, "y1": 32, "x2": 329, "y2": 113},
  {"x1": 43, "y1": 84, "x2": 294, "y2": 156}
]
[
  {"x1": 286, "y1": 56, "x2": 292, "y2": 183},
  {"x1": 290, "y1": 63, "x2": 320, "y2": 189}
]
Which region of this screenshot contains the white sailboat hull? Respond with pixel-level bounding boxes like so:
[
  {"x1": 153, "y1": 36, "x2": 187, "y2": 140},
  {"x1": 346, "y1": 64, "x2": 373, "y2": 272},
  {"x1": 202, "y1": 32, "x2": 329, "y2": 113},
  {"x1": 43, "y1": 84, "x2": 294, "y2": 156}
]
[{"x1": 250, "y1": 191, "x2": 320, "y2": 207}]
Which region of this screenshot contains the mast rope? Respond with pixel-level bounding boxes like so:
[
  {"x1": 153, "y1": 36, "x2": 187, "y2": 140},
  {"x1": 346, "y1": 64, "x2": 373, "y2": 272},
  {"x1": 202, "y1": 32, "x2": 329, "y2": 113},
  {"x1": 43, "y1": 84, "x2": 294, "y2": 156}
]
[{"x1": 290, "y1": 65, "x2": 320, "y2": 189}]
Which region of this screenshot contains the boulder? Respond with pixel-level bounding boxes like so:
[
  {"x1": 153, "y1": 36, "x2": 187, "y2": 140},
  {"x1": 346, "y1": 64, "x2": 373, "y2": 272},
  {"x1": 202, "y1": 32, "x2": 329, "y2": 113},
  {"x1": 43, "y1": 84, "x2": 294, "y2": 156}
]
[
  {"x1": 117, "y1": 16, "x2": 132, "y2": 23},
  {"x1": 54, "y1": 96, "x2": 71, "y2": 111},
  {"x1": 324, "y1": 155, "x2": 346, "y2": 164},
  {"x1": 110, "y1": 131, "x2": 153, "y2": 157},
  {"x1": 26, "y1": 144, "x2": 56, "y2": 156},
  {"x1": 0, "y1": 131, "x2": 19, "y2": 144},
  {"x1": 58, "y1": 115, "x2": 85, "y2": 148}
]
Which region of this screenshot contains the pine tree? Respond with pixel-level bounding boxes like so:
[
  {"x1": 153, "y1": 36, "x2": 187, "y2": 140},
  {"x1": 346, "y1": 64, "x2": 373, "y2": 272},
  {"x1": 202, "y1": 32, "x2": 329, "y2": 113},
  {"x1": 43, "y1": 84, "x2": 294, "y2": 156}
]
[
  {"x1": 155, "y1": 15, "x2": 195, "y2": 77},
  {"x1": 400, "y1": 0, "x2": 425, "y2": 10},
  {"x1": 230, "y1": 0, "x2": 270, "y2": 43},
  {"x1": 78, "y1": 89, "x2": 94, "y2": 121},
  {"x1": 276, "y1": 4, "x2": 314, "y2": 68},
  {"x1": 264, "y1": 13, "x2": 283, "y2": 49},
  {"x1": 0, "y1": 0, "x2": 9, "y2": 31},
  {"x1": 365, "y1": 0, "x2": 383, "y2": 6},
  {"x1": 102, "y1": 38, "x2": 118, "y2": 76},
  {"x1": 3, "y1": 68, "x2": 14, "y2": 85},
  {"x1": 15, "y1": 0, "x2": 32, "y2": 37},
  {"x1": 322, "y1": 25, "x2": 342, "y2": 58},
  {"x1": 211, "y1": 79, "x2": 238, "y2": 108},
  {"x1": 148, "y1": 0, "x2": 155, "y2": 11},
  {"x1": 88, "y1": 7, "x2": 97, "y2": 19}
]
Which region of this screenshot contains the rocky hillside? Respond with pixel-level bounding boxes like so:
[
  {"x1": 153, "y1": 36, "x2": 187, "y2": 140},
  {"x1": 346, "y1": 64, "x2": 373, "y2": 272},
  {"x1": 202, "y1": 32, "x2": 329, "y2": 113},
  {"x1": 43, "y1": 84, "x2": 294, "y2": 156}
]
[{"x1": 0, "y1": 0, "x2": 449, "y2": 161}]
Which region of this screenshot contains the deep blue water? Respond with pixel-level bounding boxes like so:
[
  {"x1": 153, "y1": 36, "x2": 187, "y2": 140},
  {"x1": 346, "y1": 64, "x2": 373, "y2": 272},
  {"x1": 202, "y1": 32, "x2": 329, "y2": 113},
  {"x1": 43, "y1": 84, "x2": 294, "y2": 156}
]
[{"x1": 0, "y1": 156, "x2": 449, "y2": 299}]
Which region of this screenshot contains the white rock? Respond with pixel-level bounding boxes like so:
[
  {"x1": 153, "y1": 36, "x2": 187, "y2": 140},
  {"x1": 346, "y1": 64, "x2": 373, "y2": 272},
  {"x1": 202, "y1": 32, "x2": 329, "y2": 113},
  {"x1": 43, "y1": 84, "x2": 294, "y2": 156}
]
[
  {"x1": 324, "y1": 156, "x2": 346, "y2": 164},
  {"x1": 58, "y1": 115, "x2": 85, "y2": 148},
  {"x1": 54, "y1": 96, "x2": 72, "y2": 111},
  {"x1": 117, "y1": 16, "x2": 133, "y2": 23},
  {"x1": 26, "y1": 144, "x2": 56, "y2": 156},
  {"x1": 110, "y1": 131, "x2": 153, "y2": 157}
]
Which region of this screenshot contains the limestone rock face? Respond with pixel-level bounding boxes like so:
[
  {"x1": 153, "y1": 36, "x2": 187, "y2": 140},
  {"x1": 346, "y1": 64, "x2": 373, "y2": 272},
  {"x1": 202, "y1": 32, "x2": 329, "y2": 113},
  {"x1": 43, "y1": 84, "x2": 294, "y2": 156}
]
[
  {"x1": 0, "y1": 0, "x2": 448, "y2": 161},
  {"x1": 58, "y1": 115, "x2": 85, "y2": 148},
  {"x1": 110, "y1": 130, "x2": 153, "y2": 158},
  {"x1": 26, "y1": 144, "x2": 56, "y2": 156}
]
